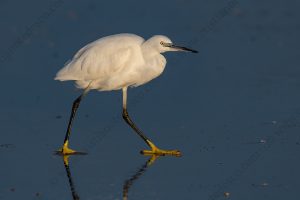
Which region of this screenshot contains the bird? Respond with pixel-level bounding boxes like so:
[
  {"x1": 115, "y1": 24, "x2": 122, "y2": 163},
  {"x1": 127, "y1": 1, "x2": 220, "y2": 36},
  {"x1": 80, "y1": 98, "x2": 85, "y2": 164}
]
[{"x1": 55, "y1": 33, "x2": 197, "y2": 156}]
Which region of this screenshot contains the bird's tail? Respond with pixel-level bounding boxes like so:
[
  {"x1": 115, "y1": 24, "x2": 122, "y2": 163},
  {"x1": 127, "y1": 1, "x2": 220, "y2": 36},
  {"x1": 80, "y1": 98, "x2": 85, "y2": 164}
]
[{"x1": 54, "y1": 60, "x2": 78, "y2": 81}]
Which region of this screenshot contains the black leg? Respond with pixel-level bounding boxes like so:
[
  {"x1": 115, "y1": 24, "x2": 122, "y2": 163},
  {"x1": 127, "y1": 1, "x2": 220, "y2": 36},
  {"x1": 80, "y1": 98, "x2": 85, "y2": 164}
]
[
  {"x1": 121, "y1": 87, "x2": 181, "y2": 156},
  {"x1": 122, "y1": 108, "x2": 150, "y2": 146},
  {"x1": 63, "y1": 95, "x2": 83, "y2": 144},
  {"x1": 56, "y1": 89, "x2": 90, "y2": 155}
]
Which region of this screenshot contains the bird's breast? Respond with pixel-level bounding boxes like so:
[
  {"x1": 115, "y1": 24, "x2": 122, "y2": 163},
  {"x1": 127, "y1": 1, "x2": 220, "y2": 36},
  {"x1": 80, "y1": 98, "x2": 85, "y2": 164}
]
[{"x1": 132, "y1": 54, "x2": 166, "y2": 87}]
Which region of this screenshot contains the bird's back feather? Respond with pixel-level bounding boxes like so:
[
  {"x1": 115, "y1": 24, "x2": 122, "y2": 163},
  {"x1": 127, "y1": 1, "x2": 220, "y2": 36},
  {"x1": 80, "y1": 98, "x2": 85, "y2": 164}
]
[{"x1": 55, "y1": 34, "x2": 145, "y2": 89}]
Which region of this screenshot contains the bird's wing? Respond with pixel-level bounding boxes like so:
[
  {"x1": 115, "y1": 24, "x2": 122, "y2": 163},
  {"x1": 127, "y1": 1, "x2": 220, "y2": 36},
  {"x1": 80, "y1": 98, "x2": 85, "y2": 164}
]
[{"x1": 55, "y1": 34, "x2": 145, "y2": 81}]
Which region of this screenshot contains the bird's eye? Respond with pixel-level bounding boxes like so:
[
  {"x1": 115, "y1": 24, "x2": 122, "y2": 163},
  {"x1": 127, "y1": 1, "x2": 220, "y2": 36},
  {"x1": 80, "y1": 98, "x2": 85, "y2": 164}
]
[{"x1": 160, "y1": 41, "x2": 164, "y2": 45}]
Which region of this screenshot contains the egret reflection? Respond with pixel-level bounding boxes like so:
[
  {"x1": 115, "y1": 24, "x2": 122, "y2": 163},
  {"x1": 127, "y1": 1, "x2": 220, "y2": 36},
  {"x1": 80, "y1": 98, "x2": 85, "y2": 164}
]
[
  {"x1": 123, "y1": 155, "x2": 159, "y2": 200},
  {"x1": 58, "y1": 154, "x2": 168, "y2": 200},
  {"x1": 62, "y1": 156, "x2": 80, "y2": 200}
]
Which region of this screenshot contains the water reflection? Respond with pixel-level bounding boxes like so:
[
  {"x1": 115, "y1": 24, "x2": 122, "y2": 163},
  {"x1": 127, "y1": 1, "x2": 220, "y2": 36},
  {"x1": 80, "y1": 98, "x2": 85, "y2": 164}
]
[
  {"x1": 62, "y1": 156, "x2": 80, "y2": 200},
  {"x1": 60, "y1": 155, "x2": 165, "y2": 200},
  {"x1": 123, "y1": 155, "x2": 159, "y2": 200}
]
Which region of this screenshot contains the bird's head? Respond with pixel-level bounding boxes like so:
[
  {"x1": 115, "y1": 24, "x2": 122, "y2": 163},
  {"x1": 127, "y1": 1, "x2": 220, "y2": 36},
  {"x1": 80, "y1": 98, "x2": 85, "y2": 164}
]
[{"x1": 145, "y1": 35, "x2": 198, "y2": 54}]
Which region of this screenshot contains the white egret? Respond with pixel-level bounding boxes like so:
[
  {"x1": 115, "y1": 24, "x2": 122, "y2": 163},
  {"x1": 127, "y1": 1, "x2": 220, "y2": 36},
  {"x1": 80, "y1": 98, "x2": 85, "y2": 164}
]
[{"x1": 55, "y1": 33, "x2": 197, "y2": 156}]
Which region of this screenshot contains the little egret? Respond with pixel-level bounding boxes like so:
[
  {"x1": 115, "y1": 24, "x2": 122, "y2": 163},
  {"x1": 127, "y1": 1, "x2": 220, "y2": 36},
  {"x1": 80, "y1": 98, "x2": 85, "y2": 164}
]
[{"x1": 55, "y1": 33, "x2": 197, "y2": 156}]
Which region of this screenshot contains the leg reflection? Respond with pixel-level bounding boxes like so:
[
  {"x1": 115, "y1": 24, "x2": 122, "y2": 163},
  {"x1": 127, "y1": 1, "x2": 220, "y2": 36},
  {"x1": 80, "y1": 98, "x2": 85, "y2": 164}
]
[
  {"x1": 123, "y1": 155, "x2": 159, "y2": 200},
  {"x1": 63, "y1": 156, "x2": 80, "y2": 200}
]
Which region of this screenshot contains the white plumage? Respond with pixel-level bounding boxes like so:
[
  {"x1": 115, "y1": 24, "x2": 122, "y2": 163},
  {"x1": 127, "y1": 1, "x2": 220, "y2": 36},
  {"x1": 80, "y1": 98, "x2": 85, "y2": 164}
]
[{"x1": 55, "y1": 33, "x2": 172, "y2": 91}]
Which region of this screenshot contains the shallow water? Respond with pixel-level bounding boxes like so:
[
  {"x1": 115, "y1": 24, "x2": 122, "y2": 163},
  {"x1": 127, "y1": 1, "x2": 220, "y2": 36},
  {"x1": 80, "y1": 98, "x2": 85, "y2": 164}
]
[{"x1": 1, "y1": 0, "x2": 300, "y2": 199}]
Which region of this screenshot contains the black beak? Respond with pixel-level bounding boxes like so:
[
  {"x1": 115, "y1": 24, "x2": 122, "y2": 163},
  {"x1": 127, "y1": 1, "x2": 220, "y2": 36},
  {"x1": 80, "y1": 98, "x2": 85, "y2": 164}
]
[{"x1": 170, "y1": 44, "x2": 198, "y2": 53}]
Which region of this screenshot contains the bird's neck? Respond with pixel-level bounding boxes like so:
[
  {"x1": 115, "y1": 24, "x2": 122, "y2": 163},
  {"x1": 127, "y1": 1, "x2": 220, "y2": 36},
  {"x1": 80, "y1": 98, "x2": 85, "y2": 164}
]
[{"x1": 141, "y1": 43, "x2": 166, "y2": 74}]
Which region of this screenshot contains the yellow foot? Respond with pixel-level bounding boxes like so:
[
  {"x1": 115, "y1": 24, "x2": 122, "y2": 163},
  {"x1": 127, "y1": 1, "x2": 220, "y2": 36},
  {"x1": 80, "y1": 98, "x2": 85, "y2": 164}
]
[
  {"x1": 141, "y1": 141, "x2": 182, "y2": 157},
  {"x1": 55, "y1": 141, "x2": 85, "y2": 155}
]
